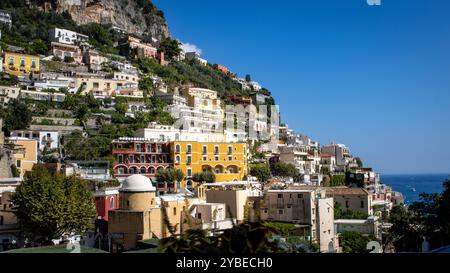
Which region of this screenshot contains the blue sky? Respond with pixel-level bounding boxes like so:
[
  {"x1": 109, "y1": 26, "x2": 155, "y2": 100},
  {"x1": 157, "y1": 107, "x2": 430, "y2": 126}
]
[{"x1": 153, "y1": 0, "x2": 450, "y2": 175}]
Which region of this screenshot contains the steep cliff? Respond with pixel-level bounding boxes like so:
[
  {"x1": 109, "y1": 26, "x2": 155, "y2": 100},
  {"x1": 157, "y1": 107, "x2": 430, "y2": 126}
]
[{"x1": 27, "y1": 0, "x2": 170, "y2": 40}]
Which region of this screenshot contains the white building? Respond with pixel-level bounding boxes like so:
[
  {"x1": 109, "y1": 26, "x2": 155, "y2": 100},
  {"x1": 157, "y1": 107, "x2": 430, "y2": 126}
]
[
  {"x1": 185, "y1": 52, "x2": 207, "y2": 66},
  {"x1": 0, "y1": 11, "x2": 12, "y2": 29},
  {"x1": 20, "y1": 89, "x2": 66, "y2": 102},
  {"x1": 11, "y1": 130, "x2": 59, "y2": 151},
  {"x1": 0, "y1": 85, "x2": 20, "y2": 105},
  {"x1": 126, "y1": 101, "x2": 149, "y2": 118},
  {"x1": 249, "y1": 81, "x2": 262, "y2": 91},
  {"x1": 321, "y1": 143, "x2": 353, "y2": 172},
  {"x1": 260, "y1": 187, "x2": 337, "y2": 253},
  {"x1": 109, "y1": 61, "x2": 139, "y2": 75},
  {"x1": 184, "y1": 203, "x2": 236, "y2": 235},
  {"x1": 134, "y1": 122, "x2": 242, "y2": 143},
  {"x1": 48, "y1": 28, "x2": 89, "y2": 45}
]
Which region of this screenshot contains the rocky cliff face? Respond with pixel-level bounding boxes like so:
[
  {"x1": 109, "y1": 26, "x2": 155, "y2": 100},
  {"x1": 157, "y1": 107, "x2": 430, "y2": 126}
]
[{"x1": 27, "y1": 0, "x2": 170, "y2": 40}]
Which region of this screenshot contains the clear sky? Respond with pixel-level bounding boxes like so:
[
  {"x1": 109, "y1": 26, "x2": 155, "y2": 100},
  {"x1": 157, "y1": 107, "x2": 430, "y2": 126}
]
[{"x1": 153, "y1": 0, "x2": 450, "y2": 175}]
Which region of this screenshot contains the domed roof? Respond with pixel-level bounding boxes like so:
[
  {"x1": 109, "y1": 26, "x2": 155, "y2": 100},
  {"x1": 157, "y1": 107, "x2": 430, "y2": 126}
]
[{"x1": 120, "y1": 174, "x2": 155, "y2": 192}]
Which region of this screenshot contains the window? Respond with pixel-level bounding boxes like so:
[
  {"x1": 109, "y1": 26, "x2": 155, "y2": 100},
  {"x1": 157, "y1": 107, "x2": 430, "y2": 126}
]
[
  {"x1": 31, "y1": 60, "x2": 36, "y2": 68},
  {"x1": 118, "y1": 155, "x2": 123, "y2": 164},
  {"x1": 187, "y1": 168, "x2": 192, "y2": 177},
  {"x1": 151, "y1": 155, "x2": 156, "y2": 163},
  {"x1": 93, "y1": 82, "x2": 99, "y2": 88},
  {"x1": 228, "y1": 146, "x2": 233, "y2": 154},
  {"x1": 9, "y1": 57, "x2": 13, "y2": 65},
  {"x1": 202, "y1": 156, "x2": 207, "y2": 161},
  {"x1": 175, "y1": 144, "x2": 181, "y2": 153},
  {"x1": 361, "y1": 200, "x2": 364, "y2": 208},
  {"x1": 157, "y1": 144, "x2": 162, "y2": 153},
  {"x1": 147, "y1": 144, "x2": 151, "y2": 152},
  {"x1": 110, "y1": 197, "x2": 115, "y2": 209},
  {"x1": 118, "y1": 167, "x2": 125, "y2": 174},
  {"x1": 202, "y1": 145, "x2": 207, "y2": 154},
  {"x1": 136, "y1": 144, "x2": 141, "y2": 152},
  {"x1": 20, "y1": 59, "x2": 25, "y2": 66},
  {"x1": 278, "y1": 194, "x2": 283, "y2": 198},
  {"x1": 140, "y1": 155, "x2": 145, "y2": 163},
  {"x1": 173, "y1": 207, "x2": 177, "y2": 216},
  {"x1": 129, "y1": 155, "x2": 134, "y2": 163},
  {"x1": 140, "y1": 167, "x2": 146, "y2": 174},
  {"x1": 175, "y1": 155, "x2": 180, "y2": 164},
  {"x1": 197, "y1": 213, "x2": 202, "y2": 219},
  {"x1": 16, "y1": 160, "x2": 21, "y2": 168},
  {"x1": 214, "y1": 146, "x2": 219, "y2": 154},
  {"x1": 187, "y1": 144, "x2": 192, "y2": 154},
  {"x1": 312, "y1": 208, "x2": 315, "y2": 215},
  {"x1": 228, "y1": 156, "x2": 233, "y2": 161},
  {"x1": 149, "y1": 167, "x2": 155, "y2": 174},
  {"x1": 214, "y1": 156, "x2": 219, "y2": 161},
  {"x1": 187, "y1": 155, "x2": 192, "y2": 165},
  {"x1": 298, "y1": 194, "x2": 303, "y2": 198},
  {"x1": 278, "y1": 210, "x2": 283, "y2": 215},
  {"x1": 345, "y1": 200, "x2": 349, "y2": 208}
]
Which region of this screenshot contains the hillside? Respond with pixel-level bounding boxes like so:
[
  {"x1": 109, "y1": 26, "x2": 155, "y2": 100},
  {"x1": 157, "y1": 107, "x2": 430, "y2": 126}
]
[{"x1": 15, "y1": 0, "x2": 170, "y2": 40}]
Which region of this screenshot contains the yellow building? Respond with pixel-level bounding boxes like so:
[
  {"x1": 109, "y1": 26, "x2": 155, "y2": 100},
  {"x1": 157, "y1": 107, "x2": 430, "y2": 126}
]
[
  {"x1": 3, "y1": 52, "x2": 40, "y2": 77},
  {"x1": 7, "y1": 137, "x2": 38, "y2": 177},
  {"x1": 171, "y1": 141, "x2": 248, "y2": 188}
]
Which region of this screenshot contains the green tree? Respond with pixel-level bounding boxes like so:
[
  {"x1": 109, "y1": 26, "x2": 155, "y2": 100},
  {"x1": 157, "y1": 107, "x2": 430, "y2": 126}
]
[
  {"x1": 250, "y1": 163, "x2": 271, "y2": 183},
  {"x1": 156, "y1": 168, "x2": 185, "y2": 186},
  {"x1": 64, "y1": 56, "x2": 75, "y2": 63},
  {"x1": 387, "y1": 205, "x2": 422, "y2": 252},
  {"x1": 192, "y1": 171, "x2": 216, "y2": 183},
  {"x1": 354, "y1": 157, "x2": 363, "y2": 168},
  {"x1": 1, "y1": 99, "x2": 32, "y2": 135},
  {"x1": 11, "y1": 166, "x2": 96, "y2": 245},
  {"x1": 339, "y1": 231, "x2": 372, "y2": 253},
  {"x1": 115, "y1": 102, "x2": 128, "y2": 115},
  {"x1": 271, "y1": 161, "x2": 299, "y2": 178},
  {"x1": 334, "y1": 202, "x2": 369, "y2": 220},
  {"x1": 159, "y1": 221, "x2": 284, "y2": 253},
  {"x1": 159, "y1": 37, "x2": 181, "y2": 60},
  {"x1": 330, "y1": 174, "x2": 346, "y2": 186}
]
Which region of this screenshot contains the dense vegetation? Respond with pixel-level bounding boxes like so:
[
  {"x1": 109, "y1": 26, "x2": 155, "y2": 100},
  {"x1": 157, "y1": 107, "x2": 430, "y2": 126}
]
[
  {"x1": 249, "y1": 163, "x2": 271, "y2": 183},
  {"x1": 334, "y1": 202, "x2": 369, "y2": 220},
  {"x1": 0, "y1": 99, "x2": 32, "y2": 136},
  {"x1": 0, "y1": 0, "x2": 76, "y2": 55}
]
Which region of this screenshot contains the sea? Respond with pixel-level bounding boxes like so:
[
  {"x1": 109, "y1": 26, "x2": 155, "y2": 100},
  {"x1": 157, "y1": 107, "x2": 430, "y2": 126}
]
[{"x1": 381, "y1": 174, "x2": 450, "y2": 204}]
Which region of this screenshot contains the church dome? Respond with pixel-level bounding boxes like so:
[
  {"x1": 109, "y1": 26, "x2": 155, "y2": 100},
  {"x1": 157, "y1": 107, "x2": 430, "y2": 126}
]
[{"x1": 120, "y1": 174, "x2": 155, "y2": 192}]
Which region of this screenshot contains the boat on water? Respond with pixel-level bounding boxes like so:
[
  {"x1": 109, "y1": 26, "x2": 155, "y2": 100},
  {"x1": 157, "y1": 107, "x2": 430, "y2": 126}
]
[{"x1": 411, "y1": 188, "x2": 416, "y2": 192}]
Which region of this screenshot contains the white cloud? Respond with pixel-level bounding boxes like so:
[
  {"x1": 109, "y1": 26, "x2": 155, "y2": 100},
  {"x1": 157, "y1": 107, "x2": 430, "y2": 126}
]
[{"x1": 181, "y1": 42, "x2": 203, "y2": 55}]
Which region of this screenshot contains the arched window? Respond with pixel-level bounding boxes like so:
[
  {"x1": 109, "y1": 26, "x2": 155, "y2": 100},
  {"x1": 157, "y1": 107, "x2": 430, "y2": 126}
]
[
  {"x1": 140, "y1": 167, "x2": 146, "y2": 174},
  {"x1": 175, "y1": 155, "x2": 181, "y2": 164},
  {"x1": 175, "y1": 144, "x2": 181, "y2": 153},
  {"x1": 149, "y1": 167, "x2": 155, "y2": 174}
]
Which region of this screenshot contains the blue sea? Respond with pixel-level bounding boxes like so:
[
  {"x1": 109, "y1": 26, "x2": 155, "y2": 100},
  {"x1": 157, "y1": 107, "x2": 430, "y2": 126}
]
[{"x1": 381, "y1": 174, "x2": 450, "y2": 204}]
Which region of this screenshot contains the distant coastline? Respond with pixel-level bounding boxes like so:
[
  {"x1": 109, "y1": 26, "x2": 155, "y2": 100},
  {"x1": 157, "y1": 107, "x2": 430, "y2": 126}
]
[{"x1": 381, "y1": 173, "x2": 449, "y2": 204}]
